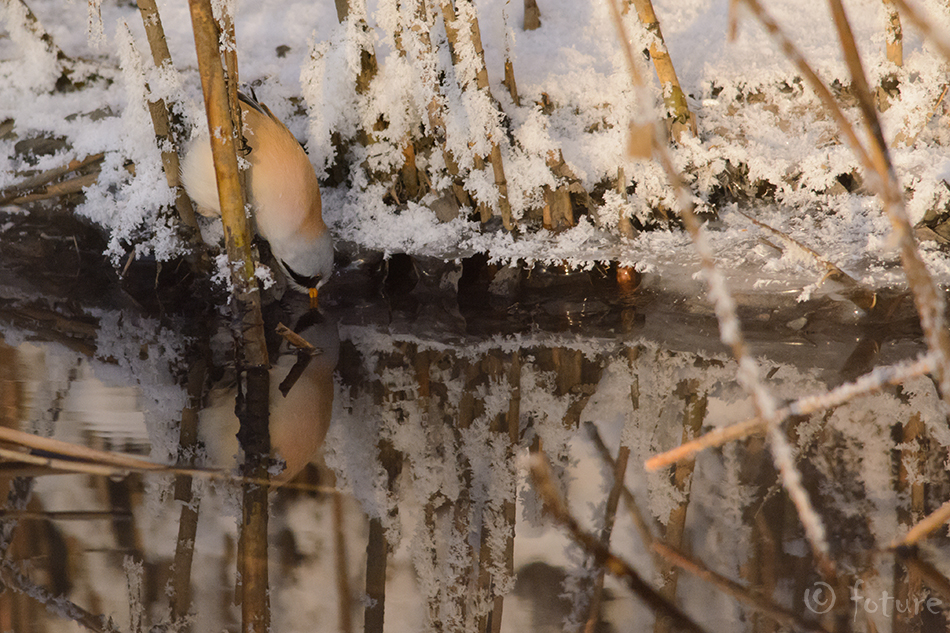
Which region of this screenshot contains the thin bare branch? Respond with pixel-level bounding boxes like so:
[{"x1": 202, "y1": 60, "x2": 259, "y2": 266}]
[
  {"x1": 528, "y1": 453, "x2": 708, "y2": 633},
  {"x1": 646, "y1": 352, "x2": 938, "y2": 471},
  {"x1": 652, "y1": 542, "x2": 831, "y2": 633}
]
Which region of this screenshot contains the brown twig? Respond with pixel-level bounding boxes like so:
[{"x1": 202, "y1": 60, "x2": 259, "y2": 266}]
[
  {"x1": 652, "y1": 542, "x2": 831, "y2": 633},
  {"x1": 646, "y1": 352, "x2": 937, "y2": 471}
]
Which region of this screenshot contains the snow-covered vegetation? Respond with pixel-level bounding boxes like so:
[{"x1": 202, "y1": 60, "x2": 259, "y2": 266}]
[{"x1": 3, "y1": 0, "x2": 950, "y2": 292}]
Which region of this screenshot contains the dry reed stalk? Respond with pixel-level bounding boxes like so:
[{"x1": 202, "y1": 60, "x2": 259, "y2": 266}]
[
  {"x1": 187, "y1": 0, "x2": 268, "y2": 367},
  {"x1": 0, "y1": 559, "x2": 119, "y2": 633},
  {"x1": 883, "y1": 0, "x2": 903, "y2": 67},
  {"x1": 587, "y1": 427, "x2": 656, "y2": 554},
  {"x1": 334, "y1": 0, "x2": 349, "y2": 21},
  {"x1": 892, "y1": 499, "x2": 950, "y2": 548},
  {"x1": 0, "y1": 425, "x2": 161, "y2": 471},
  {"x1": 888, "y1": 0, "x2": 950, "y2": 63},
  {"x1": 523, "y1": 0, "x2": 540, "y2": 31},
  {"x1": 898, "y1": 549, "x2": 950, "y2": 604},
  {"x1": 168, "y1": 360, "x2": 206, "y2": 630},
  {"x1": 275, "y1": 322, "x2": 319, "y2": 353},
  {"x1": 503, "y1": 58, "x2": 520, "y2": 107},
  {"x1": 624, "y1": 0, "x2": 696, "y2": 141},
  {"x1": 364, "y1": 437, "x2": 401, "y2": 633},
  {"x1": 0, "y1": 171, "x2": 99, "y2": 205},
  {"x1": 651, "y1": 542, "x2": 831, "y2": 633},
  {"x1": 0, "y1": 153, "x2": 103, "y2": 204},
  {"x1": 363, "y1": 517, "x2": 388, "y2": 633},
  {"x1": 5, "y1": 0, "x2": 70, "y2": 70},
  {"x1": 488, "y1": 351, "x2": 521, "y2": 633},
  {"x1": 401, "y1": 0, "x2": 471, "y2": 210},
  {"x1": 528, "y1": 453, "x2": 708, "y2": 633},
  {"x1": 833, "y1": 0, "x2": 950, "y2": 400},
  {"x1": 187, "y1": 3, "x2": 271, "y2": 631},
  {"x1": 216, "y1": 8, "x2": 241, "y2": 124},
  {"x1": 134, "y1": 0, "x2": 203, "y2": 244},
  {"x1": 440, "y1": 0, "x2": 515, "y2": 230},
  {"x1": 899, "y1": 412, "x2": 927, "y2": 521},
  {"x1": 742, "y1": 0, "x2": 950, "y2": 406},
  {"x1": 646, "y1": 351, "x2": 938, "y2": 471},
  {"x1": 609, "y1": 0, "x2": 835, "y2": 581},
  {"x1": 616, "y1": 167, "x2": 637, "y2": 239},
  {"x1": 450, "y1": 358, "x2": 481, "y2": 627}
]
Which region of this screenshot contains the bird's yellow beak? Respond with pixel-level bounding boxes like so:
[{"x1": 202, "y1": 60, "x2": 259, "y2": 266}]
[{"x1": 309, "y1": 287, "x2": 319, "y2": 309}]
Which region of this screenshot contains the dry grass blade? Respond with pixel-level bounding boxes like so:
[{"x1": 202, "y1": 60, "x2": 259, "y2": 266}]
[
  {"x1": 0, "y1": 153, "x2": 103, "y2": 204},
  {"x1": 528, "y1": 453, "x2": 708, "y2": 633},
  {"x1": 646, "y1": 351, "x2": 938, "y2": 471}
]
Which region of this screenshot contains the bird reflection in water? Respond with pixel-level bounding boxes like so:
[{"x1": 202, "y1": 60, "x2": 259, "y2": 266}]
[{"x1": 199, "y1": 307, "x2": 339, "y2": 484}]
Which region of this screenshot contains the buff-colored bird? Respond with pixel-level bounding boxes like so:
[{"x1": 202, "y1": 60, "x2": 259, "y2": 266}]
[{"x1": 181, "y1": 92, "x2": 333, "y2": 300}]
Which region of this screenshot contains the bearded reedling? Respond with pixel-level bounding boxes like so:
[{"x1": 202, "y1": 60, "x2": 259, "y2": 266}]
[{"x1": 181, "y1": 92, "x2": 332, "y2": 304}]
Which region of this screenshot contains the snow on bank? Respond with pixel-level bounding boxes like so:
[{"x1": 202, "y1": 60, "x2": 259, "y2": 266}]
[{"x1": 1, "y1": 0, "x2": 950, "y2": 293}]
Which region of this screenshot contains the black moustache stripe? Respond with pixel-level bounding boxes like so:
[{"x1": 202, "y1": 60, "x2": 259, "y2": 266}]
[{"x1": 282, "y1": 260, "x2": 321, "y2": 289}]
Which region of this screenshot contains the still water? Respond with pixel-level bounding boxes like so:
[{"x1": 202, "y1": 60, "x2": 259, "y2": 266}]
[{"x1": 1, "y1": 213, "x2": 947, "y2": 633}]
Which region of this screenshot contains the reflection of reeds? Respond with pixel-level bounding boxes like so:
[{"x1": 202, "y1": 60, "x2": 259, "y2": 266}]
[
  {"x1": 655, "y1": 381, "x2": 707, "y2": 633},
  {"x1": 169, "y1": 360, "x2": 206, "y2": 630},
  {"x1": 609, "y1": 0, "x2": 836, "y2": 583},
  {"x1": 528, "y1": 453, "x2": 707, "y2": 633}
]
